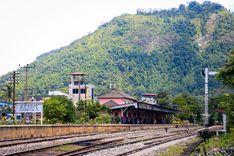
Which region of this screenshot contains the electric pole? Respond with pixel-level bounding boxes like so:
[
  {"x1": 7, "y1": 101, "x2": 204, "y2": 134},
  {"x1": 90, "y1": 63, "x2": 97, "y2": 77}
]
[
  {"x1": 8, "y1": 71, "x2": 19, "y2": 121},
  {"x1": 20, "y1": 64, "x2": 35, "y2": 101}
]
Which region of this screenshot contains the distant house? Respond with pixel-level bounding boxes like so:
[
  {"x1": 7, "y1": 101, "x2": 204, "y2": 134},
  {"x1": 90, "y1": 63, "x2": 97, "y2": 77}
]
[
  {"x1": 0, "y1": 102, "x2": 12, "y2": 109},
  {"x1": 141, "y1": 93, "x2": 158, "y2": 104},
  {"x1": 98, "y1": 89, "x2": 138, "y2": 105}
]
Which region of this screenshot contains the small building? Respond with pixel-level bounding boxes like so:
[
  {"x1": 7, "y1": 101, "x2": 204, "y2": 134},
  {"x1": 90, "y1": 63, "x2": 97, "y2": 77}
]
[
  {"x1": 141, "y1": 93, "x2": 158, "y2": 104},
  {"x1": 0, "y1": 102, "x2": 12, "y2": 109},
  {"x1": 98, "y1": 89, "x2": 138, "y2": 105},
  {"x1": 98, "y1": 89, "x2": 178, "y2": 124},
  {"x1": 69, "y1": 72, "x2": 94, "y2": 104}
]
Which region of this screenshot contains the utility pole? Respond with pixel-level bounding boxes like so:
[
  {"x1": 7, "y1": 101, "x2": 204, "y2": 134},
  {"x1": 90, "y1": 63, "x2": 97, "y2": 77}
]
[
  {"x1": 20, "y1": 64, "x2": 35, "y2": 101},
  {"x1": 202, "y1": 67, "x2": 217, "y2": 127},
  {"x1": 9, "y1": 71, "x2": 19, "y2": 121}
]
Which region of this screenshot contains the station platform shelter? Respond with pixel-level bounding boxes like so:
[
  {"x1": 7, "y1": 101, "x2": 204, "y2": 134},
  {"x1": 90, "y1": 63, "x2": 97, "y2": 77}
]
[
  {"x1": 98, "y1": 89, "x2": 178, "y2": 124},
  {"x1": 109, "y1": 102, "x2": 177, "y2": 124}
]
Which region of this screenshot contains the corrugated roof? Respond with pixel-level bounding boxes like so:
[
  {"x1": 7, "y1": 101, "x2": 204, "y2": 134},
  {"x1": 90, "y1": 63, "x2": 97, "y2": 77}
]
[{"x1": 98, "y1": 89, "x2": 137, "y2": 101}]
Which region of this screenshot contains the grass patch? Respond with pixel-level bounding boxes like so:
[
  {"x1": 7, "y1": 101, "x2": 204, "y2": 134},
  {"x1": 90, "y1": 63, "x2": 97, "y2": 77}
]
[
  {"x1": 192, "y1": 128, "x2": 234, "y2": 155},
  {"x1": 53, "y1": 144, "x2": 83, "y2": 152},
  {"x1": 203, "y1": 128, "x2": 234, "y2": 151},
  {"x1": 157, "y1": 137, "x2": 200, "y2": 156}
]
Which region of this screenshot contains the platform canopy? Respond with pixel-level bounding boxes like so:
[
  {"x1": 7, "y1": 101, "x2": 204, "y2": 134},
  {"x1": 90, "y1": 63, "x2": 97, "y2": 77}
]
[{"x1": 109, "y1": 102, "x2": 178, "y2": 114}]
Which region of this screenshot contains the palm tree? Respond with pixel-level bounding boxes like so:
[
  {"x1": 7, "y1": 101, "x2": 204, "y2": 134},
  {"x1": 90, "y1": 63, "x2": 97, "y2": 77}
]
[{"x1": 0, "y1": 84, "x2": 12, "y2": 103}]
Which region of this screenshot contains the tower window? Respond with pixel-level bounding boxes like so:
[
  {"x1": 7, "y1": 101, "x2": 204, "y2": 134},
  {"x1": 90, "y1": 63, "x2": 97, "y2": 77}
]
[
  {"x1": 72, "y1": 89, "x2": 79, "y2": 94},
  {"x1": 74, "y1": 81, "x2": 84, "y2": 85},
  {"x1": 81, "y1": 89, "x2": 86, "y2": 93}
]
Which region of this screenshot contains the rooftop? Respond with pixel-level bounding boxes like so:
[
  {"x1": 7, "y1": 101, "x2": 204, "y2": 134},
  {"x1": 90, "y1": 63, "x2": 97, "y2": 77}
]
[
  {"x1": 103, "y1": 100, "x2": 119, "y2": 107},
  {"x1": 143, "y1": 93, "x2": 158, "y2": 96},
  {"x1": 70, "y1": 72, "x2": 86, "y2": 76},
  {"x1": 98, "y1": 89, "x2": 137, "y2": 101}
]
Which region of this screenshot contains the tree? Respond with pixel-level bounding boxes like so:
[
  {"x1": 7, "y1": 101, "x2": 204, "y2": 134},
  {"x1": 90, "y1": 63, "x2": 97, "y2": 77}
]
[
  {"x1": 0, "y1": 84, "x2": 12, "y2": 103},
  {"x1": 173, "y1": 94, "x2": 202, "y2": 123},
  {"x1": 216, "y1": 50, "x2": 234, "y2": 128},
  {"x1": 43, "y1": 96, "x2": 76, "y2": 124},
  {"x1": 76, "y1": 100, "x2": 110, "y2": 124},
  {"x1": 219, "y1": 94, "x2": 234, "y2": 128},
  {"x1": 217, "y1": 50, "x2": 234, "y2": 88},
  {"x1": 157, "y1": 92, "x2": 171, "y2": 106}
]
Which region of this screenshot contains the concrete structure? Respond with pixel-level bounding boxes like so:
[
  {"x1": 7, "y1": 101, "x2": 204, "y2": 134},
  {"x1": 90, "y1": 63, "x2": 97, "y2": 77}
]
[
  {"x1": 69, "y1": 72, "x2": 94, "y2": 104},
  {"x1": 98, "y1": 89, "x2": 178, "y2": 124},
  {"x1": 0, "y1": 124, "x2": 196, "y2": 140}
]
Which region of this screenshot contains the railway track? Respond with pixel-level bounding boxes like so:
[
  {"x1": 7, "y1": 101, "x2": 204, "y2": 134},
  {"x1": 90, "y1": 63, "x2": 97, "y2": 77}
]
[
  {"x1": 56, "y1": 132, "x2": 185, "y2": 156},
  {"x1": 0, "y1": 127, "x2": 201, "y2": 156},
  {"x1": 181, "y1": 138, "x2": 203, "y2": 155},
  {"x1": 0, "y1": 129, "x2": 160, "y2": 149},
  {"x1": 0, "y1": 133, "x2": 100, "y2": 148},
  {"x1": 116, "y1": 133, "x2": 197, "y2": 156}
]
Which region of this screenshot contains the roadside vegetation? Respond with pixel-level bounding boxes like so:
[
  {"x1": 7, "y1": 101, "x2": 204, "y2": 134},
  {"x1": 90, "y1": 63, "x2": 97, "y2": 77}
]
[
  {"x1": 193, "y1": 129, "x2": 234, "y2": 155},
  {"x1": 43, "y1": 96, "x2": 111, "y2": 124}
]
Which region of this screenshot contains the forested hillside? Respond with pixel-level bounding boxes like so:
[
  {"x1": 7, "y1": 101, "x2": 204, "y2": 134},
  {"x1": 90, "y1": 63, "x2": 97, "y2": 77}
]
[{"x1": 0, "y1": 1, "x2": 233, "y2": 98}]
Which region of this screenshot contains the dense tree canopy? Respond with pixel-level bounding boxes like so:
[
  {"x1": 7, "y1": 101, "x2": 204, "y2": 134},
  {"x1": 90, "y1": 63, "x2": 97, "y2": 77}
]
[
  {"x1": 76, "y1": 100, "x2": 111, "y2": 124},
  {"x1": 172, "y1": 94, "x2": 203, "y2": 123},
  {"x1": 217, "y1": 50, "x2": 234, "y2": 88},
  {"x1": 215, "y1": 50, "x2": 234, "y2": 128},
  {"x1": 43, "y1": 96, "x2": 76, "y2": 124}
]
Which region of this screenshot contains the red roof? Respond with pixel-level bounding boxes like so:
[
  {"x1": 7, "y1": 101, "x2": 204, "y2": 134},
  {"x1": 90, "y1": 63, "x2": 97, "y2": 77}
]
[
  {"x1": 103, "y1": 100, "x2": 119, "y2": 107},
  {"x1": 98, "y1": 89, "x2": 137, "y2": 101},
  {"x1": 70, "y1": 72, "x2": 86, "y2": 75},
  {"x1": 143, "y1": 93, "x2": 157, "y2": 96}
]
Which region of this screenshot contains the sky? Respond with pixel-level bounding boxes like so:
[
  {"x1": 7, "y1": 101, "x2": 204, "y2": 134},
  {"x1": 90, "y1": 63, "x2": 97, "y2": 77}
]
[{"x1": 0, "y1": 0, "x2": 233, "y2": 76}]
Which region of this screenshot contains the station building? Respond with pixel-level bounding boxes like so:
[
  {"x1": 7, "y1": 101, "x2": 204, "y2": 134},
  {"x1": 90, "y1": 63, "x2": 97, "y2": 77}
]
[{"x1": 98, "y1": 89, "x2": 178, "y2": 124}]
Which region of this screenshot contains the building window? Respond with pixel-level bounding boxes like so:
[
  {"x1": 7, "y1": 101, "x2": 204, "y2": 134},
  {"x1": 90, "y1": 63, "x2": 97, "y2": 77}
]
[
  {"x1": 74, "y1": 81, "x2": 84, "y2": 85},
  {"x1": 74, "y1": 81, "x2": 79, "y2": 85},
  {"x1": 72, "y1": 89, "x2": 79, "y2": 94},
  {"x1": 81, "y1": 89, "x2": 86, "y2": 94}
]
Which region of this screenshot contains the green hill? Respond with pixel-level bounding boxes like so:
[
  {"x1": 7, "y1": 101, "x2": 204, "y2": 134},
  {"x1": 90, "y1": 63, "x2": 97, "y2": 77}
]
[{"x1": 0, "y1": 1, "x2": 233, "y2": 98}]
